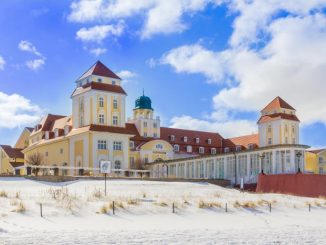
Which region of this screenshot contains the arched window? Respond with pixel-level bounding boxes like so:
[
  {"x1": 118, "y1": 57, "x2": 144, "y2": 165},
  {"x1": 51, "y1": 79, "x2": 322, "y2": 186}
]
[{"x1": 114, "y1": 160, "x2": 121, "y2": 169}]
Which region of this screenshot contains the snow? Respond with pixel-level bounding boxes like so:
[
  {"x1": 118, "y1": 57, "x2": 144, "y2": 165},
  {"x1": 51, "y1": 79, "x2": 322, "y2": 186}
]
[{"x1": 0, "y1": 177, "x2": 326, "y2": 244}]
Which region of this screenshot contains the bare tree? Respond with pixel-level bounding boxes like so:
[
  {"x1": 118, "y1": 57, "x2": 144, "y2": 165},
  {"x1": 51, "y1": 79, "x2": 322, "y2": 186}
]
[{"x1": 26, "y1": 152, "x2": 43, "y2": 176}]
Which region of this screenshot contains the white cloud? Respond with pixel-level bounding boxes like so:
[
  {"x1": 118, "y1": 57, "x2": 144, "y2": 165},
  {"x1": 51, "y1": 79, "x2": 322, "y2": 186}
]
[
  {"x1": 18, "y1": 40, "x2": 42, "y2": 57},
  {"x1": 89, "y1": 48, "x2": 108, "y2": 57},
  {"x1": 117, "y1": 70, "x2": 137, "y2": 84},
  {"x1": 68, "y1": 0, "x2": 216, "y2": 38},
  {"x1": 0, "y1": 91, "x2": 42, "y2": 129},
  {"x1": 0, "y1": 56, "x2": 5, "y2": 70},
  {"x1": 18, "y1": 40, "x2": 46, "y2": 71},
  {"x1": 161, "y1": 44, "x2": 227, "y2": 82},
  {"x1": 170, "y1": 115, "x2": 257, "y2": 138},
  {"x1": 76, "y1": 22, "x2": 125, "y2": 43},
  {"x1": 162, "y1": 1, "x2": 326, "y2": 136},
  {"x1": 26, "y1": 59, "x2": 45, "y2": 71}
]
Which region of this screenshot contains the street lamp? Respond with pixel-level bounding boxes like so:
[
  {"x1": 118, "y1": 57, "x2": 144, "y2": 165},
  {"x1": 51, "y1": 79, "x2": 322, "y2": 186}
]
[
  {"x1": 259, "y1": 153, "x2": 265, "y2": 174},
  {"x1": 296, "y1": 151, "x2": 302, "y2": 173}
]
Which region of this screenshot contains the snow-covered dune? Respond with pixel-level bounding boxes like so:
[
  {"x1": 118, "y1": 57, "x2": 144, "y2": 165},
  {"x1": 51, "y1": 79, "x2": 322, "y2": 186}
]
[{"x1": 0, "y1": 177, "x2": 325, "y2": 244}]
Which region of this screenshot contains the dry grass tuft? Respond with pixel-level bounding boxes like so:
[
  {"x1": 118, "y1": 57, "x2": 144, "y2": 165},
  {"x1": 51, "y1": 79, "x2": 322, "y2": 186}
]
[
  {"x1": 127, "y1": 198, "x2": 139, "y2": 205},
  {"x1": 241, "y1": 201, "x2": 257, "y2": 209},
  {"x1": 233, "y1": 200, "x2": 241, "y2": 208},
  {"x1": 15, "y1": 191, "x2": 20, "y2": 199},
  {"x1": 100, "y1": 204, "x2": 110, "y2": 214},
  {"x1": 314, "y1": 201, "x2": 322, "y2": 207},
  {"x1": 0, "y1": 190, "x2": 8, "y2": 198},
  {"x1": 12, "y1": 201, "x2": 26, "y2": 213},
  {"x1": 257, "y1": 199, "x2": 269, "y2": 206},
  {"x1": 10, "y1": 199, "x2": 18, "y2": 206},
  {"x1": 155, "y1": 201, "x2": 168, "y2": 207},
  {"x1": 93, "y1": 189, "x2": 103, "y2": 199},
  {"x1": 198, "y1": 200, "x2": 222, "y2": 209}
]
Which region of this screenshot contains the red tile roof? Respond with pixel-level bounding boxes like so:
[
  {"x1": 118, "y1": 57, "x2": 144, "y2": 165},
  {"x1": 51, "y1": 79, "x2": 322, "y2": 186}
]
[
  {"x1": 32, "y1": 114, "x2": 66, "y2": 134},
  {"x1": 9, "y1": 162, "x2": 24, "y2": 168},
  {"x1": 25, "y1": 127, "x2": 34, "y2": 132},
  {"x1": 223, "y1": 134, "x2": 259, "y2": 150},
  {"x1": 78, "y1": 61, "x2": 121, "y2": 80},
  {"x1": 89, "y1": 124, "x2": 137, "y2": 135},
  {"x1": 159, "y1": 127, "x2": 224, "y2": 154},
  {"x1": 0, "y1": 145, "x2": 24, "y2": 159},
  {"x1": 261, "y1": 96, "x2": 295, "y2": 112},
  {"x1": 257, "y1": 113, "x2": 300, "y2": 124},
  {"x1": 71, "y1": 82, "x2": 127, "y2": 97}
]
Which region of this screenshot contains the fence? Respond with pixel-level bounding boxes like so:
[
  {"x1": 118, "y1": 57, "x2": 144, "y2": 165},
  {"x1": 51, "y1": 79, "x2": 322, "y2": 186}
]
[{"x1": 256, "y1": 173, "x2": 326, "y2": 198}]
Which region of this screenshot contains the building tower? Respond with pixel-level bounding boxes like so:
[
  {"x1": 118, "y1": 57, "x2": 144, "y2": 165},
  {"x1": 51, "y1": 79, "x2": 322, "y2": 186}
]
[
  {"x1": 257, "y1": 96, "x2": 300, "y2": 147},
  {"x1": 71, "y1": 61, "x2": 127, "y2": 129},
  {"x1": 129, "y1": 91, "x2": 160, "y2": 138}
]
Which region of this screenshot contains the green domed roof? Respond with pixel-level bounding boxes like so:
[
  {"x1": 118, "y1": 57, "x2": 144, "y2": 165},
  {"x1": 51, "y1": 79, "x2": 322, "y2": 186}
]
[{"x1": 134, "y1": 92, "x2": 153, "y2": 110}]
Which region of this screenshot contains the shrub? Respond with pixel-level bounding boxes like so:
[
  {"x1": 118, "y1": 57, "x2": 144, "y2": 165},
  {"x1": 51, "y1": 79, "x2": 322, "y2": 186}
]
[
  {"x1": 155, "y1": 201, "x2": 168, "y2": 207},
  {"x1": 100, "y1": 204, "x2": 109, "y2": 214},
  {"x1": 241, "y1": 201, "x2": 257, "y2": 209},
  {"x1": 198, "y1": 200, "x2": 222, "y2": 209},
  {"x1": 233, "y1": 200, "x2": 241, "y2": 208},
  {"x1": 127, "y1": 198, "x2": 139, "y2": 205}
]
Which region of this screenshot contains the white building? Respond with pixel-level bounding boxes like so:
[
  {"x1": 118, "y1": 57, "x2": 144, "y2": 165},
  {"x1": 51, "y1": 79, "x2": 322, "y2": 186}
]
[{"x1": 146, "y1": 97, "x2": 308, "y2": 184}]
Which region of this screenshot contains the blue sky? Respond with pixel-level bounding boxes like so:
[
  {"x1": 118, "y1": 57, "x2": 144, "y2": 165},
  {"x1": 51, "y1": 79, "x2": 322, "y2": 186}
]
[{"x1": 0, "y1": 0, "x2": 326, "y2": 149}]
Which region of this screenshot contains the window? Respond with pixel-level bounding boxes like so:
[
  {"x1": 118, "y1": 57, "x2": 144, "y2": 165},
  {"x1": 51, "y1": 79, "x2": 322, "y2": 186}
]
[
  {"x1": 144, "y1": 157, "x2": 149, "y2": 164},
  {"x1": 285, "y1": 137, "x2": 288, "y2": 144},
  {"x1": 64, "y1": 126, "x2": 70, "y2": 135},
  {"x1": 153, "y1": 122, "x2": 157, "y2": 128},
  {"x1": 98, "y1": 140, "x2": 107, "y2": 150},
  {"x1": 207, "y1": 139, "x2": 212, "y2": 144},
  {"x1": 285, "y1": 125, "x2": 288, "y2": 133},
  {"x1": 248, "y1": 144, "x2": 254, "y2": 150},
  {"x1": 144, "y1": 122, "x2": 147, "y2": 127},
  {"x1": 54, "y1": 129, "x2": 59, "y2": 138},
  {"x1": 98, "y1": 78, "x2": 102, "y2": 83},
  {"x1": 236, "y1": 145, "x2": 242, "y2": 151},
  {"x1": 195, "y1": 138, "x2": 200, "y2": 144},
  {"x1": 268, "y1": 125, "x2": 272, "y2": 133},
  {"x1": 45, "y1": 131, "x2": 50, "y2": 140},
  {"x1": 144, "y1": 132, "x2": 147, "y2": 137},
  {"x1": 114, "y1": 160, "x2": 121, "y2": 169},
  {"x1": 112, "y1": 80, "x2": 116, "y2": 85},
  {"x1": 60, "y1": 148, "x2": 63, "y2": 154},
  {"x1": 113, "y1": 99, "x2": 118, "y2": 109},
  {"x1": 113, "y1": 141, "x2": 122, "y2": 151},
  {"x1": 153, "y1": 133, "x2": 157, "y2": 138},
  {"x1": 268, "y1": 138, "x2": 272, "y2": 145},
  {"x1": 112, "y1": 116, "x2": 118, "y2": 125},
  {"x1": 79, "y1": 115, "x2": 84, "y2": 127},
  {"x1": 184, "y1": 136, "x2": 188, "y2": 142},
  {"x1": 174, "y1": 144, "x2": 179, "y2": 152},
  {"x1": 211, "y1": 148, "x2": 216, "y2": 155},
  {"x1": 156, "y1": 144, "x2": 163, "y2": 150},
  {"x1": 186, "y1": 145, "x2": 192, "y2": 153},
  {"x1": 292, "y1": 126, "x2": 295, "y2": 134},
  {"x1": 99, "y1": 97, "x2": 104, "y2": 107},
  {"x1": 170, "y1": 135, "x2": 175, "y2": 141},
  {"x1": 224, "y1": 147, "x2": 230, "y2": 153},
  {"x1": 130, "y1": 157, "x2": 135, "y2": 168},
  {"x1": 319, "y1": 157, "x2": 324, "y2": 163},
  {"x1": 292, "y1": 138, "x2": 295, "y2": 144},
  {"x1": 98, "y1": 114, "x2": 105, "y2": 124},
  {"x1": 129, "y1": 141, "x2": 134, "y2": 149},
  {"x1": 45, "y1": 152, "x2": 48, "y2": 157},
  {"x1": 199, "y1": 147, "x2": 204, "y2": 154}
]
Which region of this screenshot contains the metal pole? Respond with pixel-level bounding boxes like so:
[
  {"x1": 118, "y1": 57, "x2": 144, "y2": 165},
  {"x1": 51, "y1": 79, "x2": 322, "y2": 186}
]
[
  {"x1": 225, "y1": 203, "x2": 228, "y2": 212},
  {"x1": 172, "y1": 203, "x2": 175, "y2": 213},
  {"x1": 40, "y1": 203, "x2": 43, "y2": 217},
  {"x1": 113, "y1": 201, "x2": 115, "y2": 215},
  {"x1": 105, "y1": 173, "x2": 107, "y2": 196}
]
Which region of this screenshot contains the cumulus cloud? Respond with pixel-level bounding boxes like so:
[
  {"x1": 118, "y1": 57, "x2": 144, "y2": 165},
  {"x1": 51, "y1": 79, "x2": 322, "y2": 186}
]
[
  {"x1": 0, "y1": 91, "x2": 42, "y2": 129},
  {"x1": 18, "y1": 40, "x2": 46, "y2": 71},
  {"x1": 0, "y1": 56, "x2": 5, "y2": 70},
  {"x1": 68, "y1": 0, "x2": 216, "y2": 38},
  {"x1": 162, "y1": 1, "x2": 326, "y2": 136},
  {"x1": 161, "y1": 44, "x2": 227, "y2": 82},
  {"x1": 76, "y1": 22, "x2": 125, "y2": 43},
  {"x1": 117, "y1": 70, "x2": 137, "y2": 84}
]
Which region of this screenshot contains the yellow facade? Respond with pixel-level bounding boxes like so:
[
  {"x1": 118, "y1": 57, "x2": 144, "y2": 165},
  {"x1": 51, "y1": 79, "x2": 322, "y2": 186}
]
[
  {"x1": 24, "y1": 139, "x2": 69, "y2": 167},
  {"x1": 15, "y1": 128, "x2": 32, "y2": 149},
  {"x1": 305, "y1": 150, "x2": 326, "y2": 174}
]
